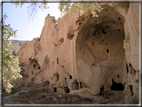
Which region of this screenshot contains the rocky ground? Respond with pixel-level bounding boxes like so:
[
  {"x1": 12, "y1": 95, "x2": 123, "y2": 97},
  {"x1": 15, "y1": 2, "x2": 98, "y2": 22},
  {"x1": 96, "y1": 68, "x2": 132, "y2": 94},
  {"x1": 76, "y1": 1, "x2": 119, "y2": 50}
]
[{"x1": 2, "y1": 83, "x2": 125, "y2": 105}]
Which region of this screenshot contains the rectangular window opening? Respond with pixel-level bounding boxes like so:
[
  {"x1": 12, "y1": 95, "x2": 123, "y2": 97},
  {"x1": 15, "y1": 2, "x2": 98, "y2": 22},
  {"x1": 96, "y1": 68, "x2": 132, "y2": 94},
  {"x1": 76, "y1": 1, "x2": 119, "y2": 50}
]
[
  {"x1": 57, "y1": 58, "x2": 59, "y2": 64},
  {"x1": 92, "y1": 42, "x2": 94, "y2": 46}
]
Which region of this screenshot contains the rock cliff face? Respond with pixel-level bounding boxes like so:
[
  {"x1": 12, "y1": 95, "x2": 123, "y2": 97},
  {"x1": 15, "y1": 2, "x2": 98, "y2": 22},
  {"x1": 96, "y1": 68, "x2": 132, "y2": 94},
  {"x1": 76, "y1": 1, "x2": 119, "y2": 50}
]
[
  {"x1": 7, "y1": 40, "x2": 29, "y2": 53},
  {"x1": 15, "y1": 3, "x2": 139, "y2": 104}
]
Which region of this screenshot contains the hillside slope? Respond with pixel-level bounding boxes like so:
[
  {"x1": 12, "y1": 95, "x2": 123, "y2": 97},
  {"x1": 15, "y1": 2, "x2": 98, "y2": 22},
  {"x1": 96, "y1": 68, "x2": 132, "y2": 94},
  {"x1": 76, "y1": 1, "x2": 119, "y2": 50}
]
[{"x1": 7, "y1": 40, "x2": 29, "y2": 53}]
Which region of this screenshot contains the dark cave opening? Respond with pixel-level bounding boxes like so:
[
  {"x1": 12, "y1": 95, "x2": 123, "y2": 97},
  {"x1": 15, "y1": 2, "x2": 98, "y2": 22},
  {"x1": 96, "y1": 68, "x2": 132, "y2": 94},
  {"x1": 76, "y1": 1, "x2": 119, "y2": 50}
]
[
  {"x1": 67, "y1": 34, "x2": 74, "y2": 40},
  {"x1": 126, "y1": 64, "x2": 129, "y2": 73},
  {"x1": 70, "y1": 75, "x2": 72, "y2": 79},
  {"x1": 64, "y1": 87, "x2": 70, "y2": 93},
  {"x1": 80, "y1": 82, "x2": 83, "y2": 88},
  {"x1": 57, "y1": 58, "x2": 59, "y2": 64},
  {"x1": 106, "y1": 26, "x2": 109, "y2": 28},
  {"x1": 54, "y1": 87, "x2": 57, "y2": 92},
  {"x1": 67, "y1": 26, "x2": 74, "y2": 40},
  {"x1": 129, "y1": 63, "x2": 136, "y2": 75},
  {"x1": 92, "y1": 42, "x2": 94, "y2": 46},
  {"x1": 106, "y1": 49, "x2": 109, "y2": 53},
  {"x1": 99, "y1": 85, "x2": 104, "y2": 95},
  {"x1": 93, "y1": 33, "x2": 96, "y2": 36},
  {"x1": 42, "y1": 95, "x2": 46, "y2": 98},
  {"x1": 33, "y1": 64, "x2": 36, "y2": 68},
  {"x1": 29, "y1": 58, "x2": 32, "y2": 61},
  {"x1": 129, "y1": 85, "x2": 134, "y2": 96},
  {"x1": 118, "y1": 17, "x2": 121, "y2": 20},
  {"x1": 111, "y1": 79, "x2": 124, "y2": 91},
  {"x1": 102, "y1": 30, "x2": 107, "y2": 34}
]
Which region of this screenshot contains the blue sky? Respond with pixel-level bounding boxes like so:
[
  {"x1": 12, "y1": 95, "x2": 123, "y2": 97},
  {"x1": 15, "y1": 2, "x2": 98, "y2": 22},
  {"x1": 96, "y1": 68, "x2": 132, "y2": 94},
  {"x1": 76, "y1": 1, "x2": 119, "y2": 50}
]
[{"x1": 3, "y1": 2, "x2": 61, "y2": 41}]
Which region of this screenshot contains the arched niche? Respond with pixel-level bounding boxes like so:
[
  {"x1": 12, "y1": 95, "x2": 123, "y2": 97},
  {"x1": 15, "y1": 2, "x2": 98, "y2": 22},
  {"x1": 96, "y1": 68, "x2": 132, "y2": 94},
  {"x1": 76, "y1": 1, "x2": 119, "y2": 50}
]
[{"x1": 75, "y1": 5, "x2": 126, "y2": 94}]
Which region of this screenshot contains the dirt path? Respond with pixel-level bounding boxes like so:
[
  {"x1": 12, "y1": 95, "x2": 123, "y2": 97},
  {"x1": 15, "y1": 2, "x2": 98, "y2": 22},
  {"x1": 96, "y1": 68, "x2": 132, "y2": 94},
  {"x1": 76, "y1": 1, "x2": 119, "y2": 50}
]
[
  {"x1": 3, "y1": 93, "x2": 19, "y2": 104},
  {"x1": 3, "y1": 96, "x2": 15, "y2": 104}
]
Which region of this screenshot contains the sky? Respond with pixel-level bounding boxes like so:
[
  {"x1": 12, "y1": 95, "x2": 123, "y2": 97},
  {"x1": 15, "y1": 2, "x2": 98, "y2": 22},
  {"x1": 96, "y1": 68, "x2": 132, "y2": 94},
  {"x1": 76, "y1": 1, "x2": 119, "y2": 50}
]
[{"x1": 3, "y1": 2, "x2": 61, "y2": 41}]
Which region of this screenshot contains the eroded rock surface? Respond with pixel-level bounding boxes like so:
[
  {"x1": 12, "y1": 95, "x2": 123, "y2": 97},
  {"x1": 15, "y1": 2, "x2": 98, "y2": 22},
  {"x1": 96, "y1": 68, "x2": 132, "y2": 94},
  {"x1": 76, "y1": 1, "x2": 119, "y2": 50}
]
[
  {"x1": 7, "y1": 40, "x2": 29, "y2": 53},
  {"x1": 11, "y1": 3, "x2": 139, "y2": 104}
]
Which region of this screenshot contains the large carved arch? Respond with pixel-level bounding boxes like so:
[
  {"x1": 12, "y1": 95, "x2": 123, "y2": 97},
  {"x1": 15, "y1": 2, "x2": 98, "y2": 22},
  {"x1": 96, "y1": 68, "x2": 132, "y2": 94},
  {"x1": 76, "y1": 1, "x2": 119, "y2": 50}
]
[{"x1": 75, "y1": 5, "x2": 126, "y2": 95}]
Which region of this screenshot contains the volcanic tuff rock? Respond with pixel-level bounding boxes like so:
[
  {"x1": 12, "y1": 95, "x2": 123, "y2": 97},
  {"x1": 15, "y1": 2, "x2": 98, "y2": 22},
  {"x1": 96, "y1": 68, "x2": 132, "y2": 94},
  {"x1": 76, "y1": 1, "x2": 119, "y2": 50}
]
[
  {"x1": 13, "y1": 3, "x2": 140, "y2": 104},
  {"x1": 7, "y1": 40, "x2": 29, "y2": 53}
]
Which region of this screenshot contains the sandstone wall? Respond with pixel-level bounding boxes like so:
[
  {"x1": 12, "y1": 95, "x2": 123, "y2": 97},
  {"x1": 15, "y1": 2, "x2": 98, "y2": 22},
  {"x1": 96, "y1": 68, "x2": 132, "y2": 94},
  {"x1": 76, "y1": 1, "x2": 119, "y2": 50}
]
[{"x1": 15, "y1": 3, "x2": 140, "y2": 104}]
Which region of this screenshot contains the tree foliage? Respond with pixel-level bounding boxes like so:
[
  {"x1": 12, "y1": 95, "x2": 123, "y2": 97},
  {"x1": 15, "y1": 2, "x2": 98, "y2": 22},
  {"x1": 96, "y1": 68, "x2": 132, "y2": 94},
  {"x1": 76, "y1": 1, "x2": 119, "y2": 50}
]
[
  {"x1": 58, "y1": 0, "x2": 72, "y2": 16},
  {"x1": 74, "y1": 3, "x2": 103, "y2": 17},
  {"x1": 2, "y1": 15, "x2": 22, "y2": 93},
  {"x1": 58, "y1": 0, "x2": 103, "y2": 17}
]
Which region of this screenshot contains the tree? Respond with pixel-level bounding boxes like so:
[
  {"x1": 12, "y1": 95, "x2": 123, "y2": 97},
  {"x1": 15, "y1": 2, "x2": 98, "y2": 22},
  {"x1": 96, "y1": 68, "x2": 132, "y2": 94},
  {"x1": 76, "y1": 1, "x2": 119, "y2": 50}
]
[
  {"x1": 2, "y1": 15, "x2": 22, "y2": 93},
  {"x1": 58, "y1": 0, "x2": 103, "y2": 17},
  {"x1": 74, "y1": 2, "x2": 103, "y2": 17},
  {"x1": 58, "y1": 0, "x2": 72, "y2": 16}
]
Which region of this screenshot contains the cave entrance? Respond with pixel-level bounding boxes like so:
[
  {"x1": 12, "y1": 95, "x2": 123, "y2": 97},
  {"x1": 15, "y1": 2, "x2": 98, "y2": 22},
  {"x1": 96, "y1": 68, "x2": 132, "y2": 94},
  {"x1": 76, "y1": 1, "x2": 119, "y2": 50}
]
[
  {"x1": 64, "y1": 87, "x2": 70, "y2": 93},
  {"x1": 99, "y1": 85, "x2": 104, "y2": 95},
  {"x1": 76, "y1": 5, "x2": 126, "y2": 94},
  {"x1": 27, "y1": 59, "x2": 41, "y2": 84},
  {"x1": 70, "y1": 75, "x2": 72, "y2": 79},
  {"x1": 30, "y1": 59, "x2": 41, "y2": 70},
  {"x1": 33, "y1": 64, "x2": 36, "y2": 68},
  {"x1": 111, "y1": 79, "x2": 124, "y2": 91},
  {"x1": 54, "y1": 87, "x2": 57, "y2": 92},
  {"x1": 72, "y1": 80, "x2": 79, "y2": 90},
  {"x1": 53, "y1": 73, "x2": 59, "y2": 82},
  {"x1": 80, "y1": 82, "x2": 83, "y2": 89}
]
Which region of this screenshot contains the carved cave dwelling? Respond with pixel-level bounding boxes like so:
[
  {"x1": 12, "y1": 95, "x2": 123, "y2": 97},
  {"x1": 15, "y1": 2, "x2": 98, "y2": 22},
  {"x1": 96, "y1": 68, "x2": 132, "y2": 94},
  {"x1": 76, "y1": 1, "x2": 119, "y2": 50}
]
[{"x1": 12, "y1": 3, "x2": 139, "y2": 104}]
